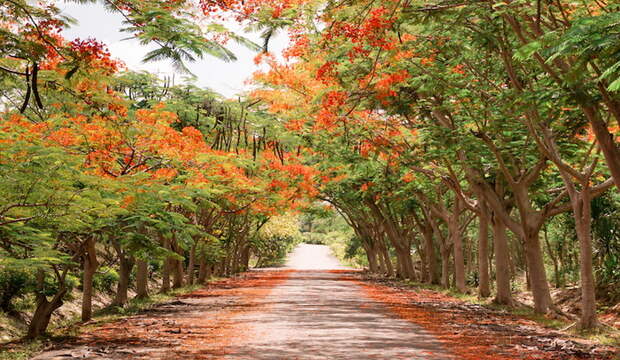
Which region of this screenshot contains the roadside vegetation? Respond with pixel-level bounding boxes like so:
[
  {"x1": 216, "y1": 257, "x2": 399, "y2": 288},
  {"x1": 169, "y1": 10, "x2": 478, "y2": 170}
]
[{"x1": 1, "y1": 0, "x2": 620, "y2": 357}]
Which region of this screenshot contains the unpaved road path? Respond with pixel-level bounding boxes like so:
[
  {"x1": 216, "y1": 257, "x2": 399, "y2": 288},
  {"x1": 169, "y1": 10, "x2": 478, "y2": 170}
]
[
  {"x1": 225, "y1": 244, "x2": 451, "y2": 359},
  {"x1": 28, "y1": 244, "x2": 617, "y2": 360},
  {"x1": 32, "y1": 244, "x2": 452, "y2": 359}
]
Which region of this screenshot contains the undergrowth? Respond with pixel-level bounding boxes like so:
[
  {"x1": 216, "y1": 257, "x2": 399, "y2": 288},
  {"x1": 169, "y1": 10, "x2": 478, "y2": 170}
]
[{"x1": 0, "y1": 283, "x2": 205, "y2": 360}]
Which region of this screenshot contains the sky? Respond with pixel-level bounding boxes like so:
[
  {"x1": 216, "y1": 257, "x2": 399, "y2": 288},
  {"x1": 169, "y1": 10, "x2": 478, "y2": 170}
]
[{"x1": 59, "y1": 1, "x2": 289, "y2": 98}]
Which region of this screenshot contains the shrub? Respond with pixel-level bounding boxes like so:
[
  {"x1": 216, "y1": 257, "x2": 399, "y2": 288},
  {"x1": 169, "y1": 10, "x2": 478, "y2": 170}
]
[
  {"x1": 0, "y1": 269, "x2": 33, "y2": 312},
  {"x1": 93, "y1": 266, "x2": 120, "y2": 293}
]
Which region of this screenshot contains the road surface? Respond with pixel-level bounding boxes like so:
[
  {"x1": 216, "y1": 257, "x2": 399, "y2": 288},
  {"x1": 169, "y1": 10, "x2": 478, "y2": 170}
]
[{"x1": 33, "y1": 244, "x2": 452, "y2": 359}]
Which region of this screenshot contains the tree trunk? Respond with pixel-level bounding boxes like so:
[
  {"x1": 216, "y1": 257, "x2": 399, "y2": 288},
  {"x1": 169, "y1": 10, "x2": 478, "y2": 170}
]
[
  {"x1": 542, "y1": 127, "x2": 601, "y2": 328},
  {"x1": 187, "y1": 242, "x2": 197, "y2": 285},
  {"x1": 172, "y1": 240, "x2": 184, "y2": 289},
  {"x1": 376, "y1": 241, "x2": 387, "y2": 275},
  {"x1": 198, "y1": 258, "x2": 211, "y2": 284},
  {"x1": 173, "y1": 258, "x2": 184, "y2": 289},
  {"x1": 82, "y1": 237, "x2": 99, "y2": 322},
  {"x1": 402, "y1": 247, "x2": 416, "y2": 280},
  {"x1": 414, "y1": 238, "x2": 427, "y2": 282},
  {"x1": 231, "y1": 240, "x2": 241, "y2": 274},
  {"x1": 240, "y1": 244, "x2": 250, "y2": 272},
  {"x1": 161, "y1": 257, "x2": 171, "y2": 293},
  {"x1": 422, "y1": 229, "x2": 439, "y2": 284},
  {"x1": 392, "y1": 244, "x2": 415, "y2": 280},
  {"x1": 523, "y1": 226, "x2": 553, "y2": 314},
  {"x1": 135, "y1": 259, "x2": 149, "y2": 299},
  {"x1": 214, "y1": 261, "x2": 224, "y2": 277},
  {"x1": 492, "y1": 215, "x2": 513, "y2": 305},
  {"x1": 27, "y1": 271, "x2": 67, "y2": 338},
  {"x1": 524, "y1": 252, "x2": 531, "y2": 291},
  {"x1": 381, "y1": 240, "x2": 394, "y2": 277},
  {"x1": 161, "y1": 237, "x2": 171, "y2": 293},
  {"x1": 572, "y1": 192, "x2": 599, "y2": 329},
  {"x1": 394, "y1": 250, "x2": 405, "y2": 279},
  {"x1": 449, "y1": 215, "x2": 466, "y2": 292},
  {"x1": 582, "y1": 105, "x2": 620, "y2": 192},
  {"x1": 440, "y1": 247, "x2": 450, "y2": 288},
  {"x1": 374, "y1": 207, "x2": 414, "y2": 279},
  {"x1": 28, "y1": 290, "x2": 67, "y2": 338},
  {"x1": 543, "y1": 227, "x2": 561, "y2": 288},
  {"x1": 159, "y1": 256, "x2": 174, "y2": 294},
  {"x1": 364, "y1": 242, "x2": 379, "y2": 273},
  {"x1": 478, "y1": 212, "x2": 491, "y2": 298},
  {"x1": 113, "y1": 254, "x2": 134, "y2": 307}
]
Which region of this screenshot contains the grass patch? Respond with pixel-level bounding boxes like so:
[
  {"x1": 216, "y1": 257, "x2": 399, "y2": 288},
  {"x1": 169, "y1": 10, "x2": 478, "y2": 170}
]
[
  {"x1": 400, "y1": 280, "x2": 484, "y2": 304},
  {"x1": 510, "y1": 307, "x2": 568, "y2": 329},
  {"x1": 572, "y1": 326, "x2": 620, "y2": 348},
  {"x1": 584, "y1": 332, "x2": 620, "y2": 347},
  {"x1": 388, "y1": 277, "x2": 620, "y2": 348},
  {"x1": 0, "y1": 283, "x2": 205, "y2": 360},
  {"x1": 0, "y1": 339, "x2": 44, "y2": 360}
]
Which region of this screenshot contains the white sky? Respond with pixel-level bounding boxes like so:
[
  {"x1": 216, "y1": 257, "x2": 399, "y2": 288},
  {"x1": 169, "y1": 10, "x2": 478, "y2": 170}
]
[{"x1": 59, "y1": 1, "x2": 288, "y2": 98}]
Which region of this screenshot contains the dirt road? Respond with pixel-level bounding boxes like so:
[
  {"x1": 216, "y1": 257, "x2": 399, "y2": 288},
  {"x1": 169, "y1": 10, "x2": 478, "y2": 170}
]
[
  {"x1": 224, "y1": 244, "x2": 451, "y2": 359},
  {"x1": 29, "y1": 244, "x2": 617, "y2": 360},
  {"x1": 32, "y1": 244, "x2": 452, "y2": 359}
]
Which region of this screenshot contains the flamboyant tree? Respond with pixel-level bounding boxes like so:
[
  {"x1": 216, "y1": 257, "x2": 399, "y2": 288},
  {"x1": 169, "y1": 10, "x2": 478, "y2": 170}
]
[
  {"x1": 249, "y1": 0, "x2": 620, "y2": 330},
  {"x1": 0, "y1": 0, "x2": 321, "y2": 338}
]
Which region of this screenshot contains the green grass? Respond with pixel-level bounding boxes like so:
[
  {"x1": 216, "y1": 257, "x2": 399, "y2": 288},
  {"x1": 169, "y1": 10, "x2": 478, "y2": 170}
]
[
  {"x1": 404, "y1": 279, "x2": 570, "y2": 328},
  {"x1": 400, "y1": 279, "x2": 485, "y2": 304},
  {"x1": 0, "y1": 339, "x2": 44, "y2": 360},
  {"x1": 509, "y1": 306, "x2": 568, "y2": 329},
  {"x1": 0, "y1": 283, "x2": 206, "y2": 360},
  {"x1": 578, "y1": 329, "x2": 619, "y2": 347},
  {"x1": 393, "y1": 277, "x2": 620, "y2": 348}
]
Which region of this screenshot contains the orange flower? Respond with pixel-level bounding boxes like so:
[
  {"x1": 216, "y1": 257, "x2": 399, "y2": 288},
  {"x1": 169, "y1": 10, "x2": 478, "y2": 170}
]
[
  {"x1": 360, "y1": 182, "x2": 373, "y2": 192},
  {"x1": 47, "y1": 128, "x2": 78, "y2": 147},
  {"x1": 402, "y1": 172, "x2": 415, "y2": 183},
  {"x1": 152, "y1": 168, "x2": 178, "y2": 180}
]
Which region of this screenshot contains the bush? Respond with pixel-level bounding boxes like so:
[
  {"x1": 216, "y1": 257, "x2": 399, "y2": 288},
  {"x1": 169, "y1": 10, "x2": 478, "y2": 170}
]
[
  {"x1": 253, "y1": 235, "x2": 300, "y2": 267},
  {"x1": 93, "y1": 266, "x2": 120, "y2": 293},
  {"x1": 0, "y1": 269, "x2": 33, "y2": 312}
]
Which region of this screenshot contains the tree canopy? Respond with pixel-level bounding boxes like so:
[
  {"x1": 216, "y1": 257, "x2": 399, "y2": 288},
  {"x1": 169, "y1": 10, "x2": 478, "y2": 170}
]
[{"x1": 1, "y1": 0, "x2": 619, "y2": 341}]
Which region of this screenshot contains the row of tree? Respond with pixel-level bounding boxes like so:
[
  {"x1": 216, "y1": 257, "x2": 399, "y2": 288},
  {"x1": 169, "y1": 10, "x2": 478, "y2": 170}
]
[
  {"x1": 247, "y1": 0, "x2": 620, "y2": 330},
  {"x1": 0, "y1": 0, "x2": 316, "y2": 339}
]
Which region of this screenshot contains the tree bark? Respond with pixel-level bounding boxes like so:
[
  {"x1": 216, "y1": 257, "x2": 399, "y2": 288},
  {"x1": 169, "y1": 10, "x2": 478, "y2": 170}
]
[
  {"x1": 172, "y1": 239, "x2": 184, "y2": 289},
  {"x1": 135, "y1": 259, "x2": 149, "y2": 299},
  {"x1": 81, "y1": 236, "x2": 99, "y2": 322},
  {"x1": 579, "y1": 104, "x2": 620, "y2": 192},
  {"x1": 376, "y1": 240, "x2": 387, "y2": 275},
  {"x1": 198, "y1": 258, "x2": 211, "y2": 284},
  {"x1": 492, "y1": 214, "x2": 513, "y2": 305},
  {"x1": 113, "y1": 254, "x2": 134, "y2": 307},
  {"x1": 523, "y1": 225, "x2": 553, "y2": 314},
  {"x1": 161, "y1": 236, "x2": 171, "y2": 293},
  {"x1": 420, "y1": 223, "x2": 439, "y2": 284},
  {"x1": 440, "y1": 247, "x2": 451, "y2": 288},
  {"x1": 448, "y1": 213, "x2": 466, "y2": 292},
  {"x1": 412, "y1": 234, "x2": 426, "y2": 281},
  {"x1": 478, "y1": 211, "x2": 491, "y2": 298},
  {"x1": 366, "y1": 200, "x2": 414, "y2": 279},
  {"x1": 187, "y1": 242, "x2": 197, "y2": 285},
  {"x1": 240, "y1": 244, "x2": 250, "y2": 272},
  {"x1": 161, "y1": 257, "x2": 171, "y2": 293},
  {"x1": 27, "y1": 271, "x2": 67, "y2": 338},
  {"x1": 537, "y1": 124, "x2": 605, "y2": 328},
  {"x1": 364, "y1": 241, "x2": 379, "y2": 273},
  {"x1": 573, "y1": 191, "x2": 598, "y2": 329},
  {"x1": 543, "y1": 227, "x2": 561, "y2": 288},
  {"x1": 380, "y1": 239, "x2": 394, "y2": 277}
]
